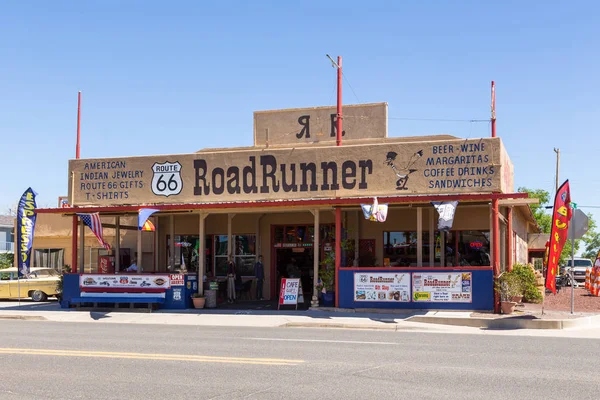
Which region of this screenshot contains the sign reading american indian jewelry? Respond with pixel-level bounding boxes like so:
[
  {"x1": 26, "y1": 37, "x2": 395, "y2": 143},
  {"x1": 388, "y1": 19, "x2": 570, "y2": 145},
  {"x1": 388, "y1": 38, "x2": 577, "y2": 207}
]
[{"x1": 69, "y1": 138, "x2": 509, "y2": 206}]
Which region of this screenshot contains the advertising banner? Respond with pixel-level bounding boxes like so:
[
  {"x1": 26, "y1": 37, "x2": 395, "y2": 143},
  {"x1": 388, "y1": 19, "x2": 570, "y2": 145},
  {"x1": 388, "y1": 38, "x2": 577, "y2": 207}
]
[
  {"x1": 16, "y1": 188, "x2": 37, "y2": 278},
  {"x1": 545, "y1": 180, "x2": 572, "y2": 294},
  {"x1": 79, "y1": 274, "x2": 171, "y2": 289},
  {"x1": 354, "y1": 272, "x2": 411, "y2": 302},
  {"x1": 412, "y1": 272, "x2": 472, "y2": 303}
]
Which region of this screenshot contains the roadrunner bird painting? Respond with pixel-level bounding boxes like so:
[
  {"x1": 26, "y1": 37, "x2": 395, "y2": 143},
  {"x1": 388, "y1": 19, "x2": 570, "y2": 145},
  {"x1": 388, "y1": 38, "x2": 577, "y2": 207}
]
[{"x1": 385, "y1": 150, "x2": 424, "y2": 190}]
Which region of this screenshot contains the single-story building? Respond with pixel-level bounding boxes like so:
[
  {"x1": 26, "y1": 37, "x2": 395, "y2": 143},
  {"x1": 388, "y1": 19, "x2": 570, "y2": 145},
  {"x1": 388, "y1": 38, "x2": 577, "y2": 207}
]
[{"x1": 31, "y1": 102, "x2": 539, "y2": 312}]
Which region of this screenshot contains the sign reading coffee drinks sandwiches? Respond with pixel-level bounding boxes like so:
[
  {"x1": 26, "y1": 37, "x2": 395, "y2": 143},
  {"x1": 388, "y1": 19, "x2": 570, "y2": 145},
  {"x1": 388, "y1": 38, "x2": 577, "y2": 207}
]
[{"x1": 68, "y1": 137, "x2": 509, "y2": 207}]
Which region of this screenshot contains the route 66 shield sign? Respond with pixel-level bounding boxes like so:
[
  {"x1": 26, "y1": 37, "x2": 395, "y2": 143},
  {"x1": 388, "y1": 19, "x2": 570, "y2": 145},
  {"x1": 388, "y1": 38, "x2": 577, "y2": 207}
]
[{"x1": 151, "y1": 161, "x2": 183, "y2": 197}]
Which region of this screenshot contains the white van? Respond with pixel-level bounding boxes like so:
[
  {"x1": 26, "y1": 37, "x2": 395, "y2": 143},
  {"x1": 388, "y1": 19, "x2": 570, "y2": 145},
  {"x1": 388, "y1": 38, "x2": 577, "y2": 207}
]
[{"x1": 564, "y1": 258, "x2": 594, "y2": 283}]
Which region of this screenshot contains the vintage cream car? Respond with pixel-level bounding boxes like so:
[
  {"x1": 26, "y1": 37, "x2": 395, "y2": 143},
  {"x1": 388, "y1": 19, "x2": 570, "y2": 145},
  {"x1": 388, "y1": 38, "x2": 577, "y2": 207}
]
[{"x1": 0, "y1": 267, "x2": 60, "y2": 302}]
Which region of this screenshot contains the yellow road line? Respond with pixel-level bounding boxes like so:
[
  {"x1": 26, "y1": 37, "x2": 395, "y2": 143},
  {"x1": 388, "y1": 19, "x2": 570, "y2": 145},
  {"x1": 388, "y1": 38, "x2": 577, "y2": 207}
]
[{"x1": 0, "y1": 348, "x2": 304, "y2": 366}]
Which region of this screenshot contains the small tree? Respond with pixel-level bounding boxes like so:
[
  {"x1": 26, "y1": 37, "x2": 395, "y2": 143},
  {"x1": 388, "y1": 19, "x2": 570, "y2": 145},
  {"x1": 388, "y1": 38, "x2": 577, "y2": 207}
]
[{"x1": 0, "y1": 253, "x2": 13, "y2": 270}]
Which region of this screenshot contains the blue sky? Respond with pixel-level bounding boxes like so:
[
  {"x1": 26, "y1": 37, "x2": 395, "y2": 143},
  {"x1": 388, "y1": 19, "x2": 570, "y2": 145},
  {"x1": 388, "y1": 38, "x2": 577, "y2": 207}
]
[{"x1": 1, "y1": 1, "x2": 598, "y2": 222}]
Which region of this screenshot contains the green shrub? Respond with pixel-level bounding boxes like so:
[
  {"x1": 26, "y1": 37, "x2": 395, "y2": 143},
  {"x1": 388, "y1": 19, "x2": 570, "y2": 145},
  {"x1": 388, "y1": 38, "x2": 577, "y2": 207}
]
[
  {"x1": 495, "y1": 272, "x2": 524, "y2": 301},
  {"x1": 513, "y1": 263, "x2": 543, "y2": 304}
]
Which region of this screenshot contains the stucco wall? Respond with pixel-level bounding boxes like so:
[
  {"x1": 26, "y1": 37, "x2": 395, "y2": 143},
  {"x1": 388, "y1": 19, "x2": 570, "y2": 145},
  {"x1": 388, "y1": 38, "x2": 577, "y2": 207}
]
[
  {"x1": 512, "y1": 207, "x2": 530, "y2": 265},
  {"x1": 30, "y1": 214, "x2": 144, "y2": 271}
]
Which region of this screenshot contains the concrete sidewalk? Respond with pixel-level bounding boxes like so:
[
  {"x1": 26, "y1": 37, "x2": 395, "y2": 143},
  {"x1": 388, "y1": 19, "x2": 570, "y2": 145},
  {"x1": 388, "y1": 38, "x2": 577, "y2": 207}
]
[{"x1": 0, "y1": 301, "x2": 599, "y2": 330}]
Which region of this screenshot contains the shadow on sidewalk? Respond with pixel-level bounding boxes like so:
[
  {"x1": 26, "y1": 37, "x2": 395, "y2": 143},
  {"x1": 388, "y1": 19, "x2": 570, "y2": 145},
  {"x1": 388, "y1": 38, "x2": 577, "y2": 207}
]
[{"x1": 0, "y1": 298, "x2": 435, "y2": 325}]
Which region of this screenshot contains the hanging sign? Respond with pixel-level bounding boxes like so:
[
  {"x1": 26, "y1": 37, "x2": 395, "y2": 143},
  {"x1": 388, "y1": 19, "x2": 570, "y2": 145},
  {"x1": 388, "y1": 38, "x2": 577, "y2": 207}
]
[{"x1": 431, "y1": 201, "x2": 458, "y2": 231}]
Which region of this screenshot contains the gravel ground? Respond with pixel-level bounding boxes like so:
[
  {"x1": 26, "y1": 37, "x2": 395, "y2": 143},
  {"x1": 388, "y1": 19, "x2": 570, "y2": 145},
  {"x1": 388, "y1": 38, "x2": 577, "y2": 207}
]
[
  {"x1": 472, "y1": 287, "x2": 600, "y2": 319},
  {"x1": 524, "y1": 287, "x2": 600, "y2": 313}
]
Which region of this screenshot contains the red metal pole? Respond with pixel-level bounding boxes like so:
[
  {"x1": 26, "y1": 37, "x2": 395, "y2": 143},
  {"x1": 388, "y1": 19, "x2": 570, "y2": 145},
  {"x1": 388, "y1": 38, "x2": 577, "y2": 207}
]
[
  {"x1": 76, "y1": 91, "x2": 81, "y2": 158},
  {"x1": 71, "y1": 216, "x2": 78, "y2": 273},
  {"x1": 492, "y1": 199, "x2": 500, "y2": 313},
  {"x1": 491, "y1": 81, "x2": 496, "y2": 138},
  {"x1": 507, "y1": 207, "x2": 513, "y2": 272},
  {"x1": 72, "y1": 91, "x2": 81, "y2": 273},
  {"x1": 335, "y1": 207, "x2": 341, "y2": 308},
  {"x1": 336, "y1": 56, "x2": 343, "y2": 146}
]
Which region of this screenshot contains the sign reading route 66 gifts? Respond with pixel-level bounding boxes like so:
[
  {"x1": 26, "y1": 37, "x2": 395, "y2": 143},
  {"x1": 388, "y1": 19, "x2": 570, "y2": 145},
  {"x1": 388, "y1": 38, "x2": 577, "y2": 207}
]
[
  {"x1": 80, "y1": 274, "x2": 171, "y2": 289},
  {"x1": 412, "y1": 272, "x2": 472, "y2": 303}
]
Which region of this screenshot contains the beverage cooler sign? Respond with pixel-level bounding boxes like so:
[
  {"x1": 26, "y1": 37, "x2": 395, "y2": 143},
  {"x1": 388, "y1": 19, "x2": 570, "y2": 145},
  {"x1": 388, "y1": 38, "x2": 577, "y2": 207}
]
[
  {"x1": 354, "y1": 272, "x2": 411, "y2": 302},
  {"x1": 80, "y1": 274, "x2": 171, "y2": 289},
  {"x1": 412, "y1": 272, "x2": 472, "y2": 303}
]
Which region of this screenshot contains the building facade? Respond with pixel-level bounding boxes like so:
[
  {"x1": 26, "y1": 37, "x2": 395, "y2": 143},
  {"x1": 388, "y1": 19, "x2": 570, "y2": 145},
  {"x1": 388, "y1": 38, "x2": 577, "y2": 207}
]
[{"x1": 34, "y1": 102, "x2": 538, "y2": 312}]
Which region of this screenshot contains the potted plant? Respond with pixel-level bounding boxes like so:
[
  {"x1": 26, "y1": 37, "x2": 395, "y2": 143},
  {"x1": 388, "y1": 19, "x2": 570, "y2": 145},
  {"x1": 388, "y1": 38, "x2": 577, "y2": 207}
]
[
  {"x1": 495, "y1": 272, "x2": 524, "y2": 314},
  {"x1": 317, "y1": 268, "x2": 335, "y2": 307},
  {"x1": 191, "y1": 292, "x2": 206, "y2": 309}
]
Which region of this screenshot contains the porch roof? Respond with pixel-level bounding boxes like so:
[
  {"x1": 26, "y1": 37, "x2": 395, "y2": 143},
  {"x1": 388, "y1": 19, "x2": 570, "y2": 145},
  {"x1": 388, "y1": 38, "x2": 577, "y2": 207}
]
[{"x1": 36, "y1": 192, "x2": 529, "y2": 215}]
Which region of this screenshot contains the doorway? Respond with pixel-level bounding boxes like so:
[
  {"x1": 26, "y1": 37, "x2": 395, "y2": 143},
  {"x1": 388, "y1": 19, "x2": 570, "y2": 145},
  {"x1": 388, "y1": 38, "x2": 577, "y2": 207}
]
[{"x1": 275, "y1": 247, "x2": 314, "y2": 308}]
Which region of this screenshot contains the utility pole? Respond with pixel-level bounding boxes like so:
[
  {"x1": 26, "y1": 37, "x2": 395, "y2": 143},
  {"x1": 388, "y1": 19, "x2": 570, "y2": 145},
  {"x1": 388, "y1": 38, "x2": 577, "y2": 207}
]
[
  {"x1": 554, "y1": 148, "x2": 560, "y2": 192},
  {"x1": 326, "y1": 54, "x2": 343, "y2": 146},
  {"x1": 491, "y1": 81, "x2": 496, "y2": 137},
  {"x1": 76, "y1": 91, "x2": 81, "y2": 159}
]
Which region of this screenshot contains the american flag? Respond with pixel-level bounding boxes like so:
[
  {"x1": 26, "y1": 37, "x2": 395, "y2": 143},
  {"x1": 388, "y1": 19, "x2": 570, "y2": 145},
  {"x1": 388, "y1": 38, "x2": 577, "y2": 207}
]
[{"x1": 77, "y1": 213, "x2": 111, "y2": 250}]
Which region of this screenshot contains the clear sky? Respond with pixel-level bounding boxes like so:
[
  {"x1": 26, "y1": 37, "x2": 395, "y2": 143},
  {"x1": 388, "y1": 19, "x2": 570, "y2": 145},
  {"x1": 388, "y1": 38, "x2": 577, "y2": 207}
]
[{"x1": 1, "y1": 1, "x2": 598, "y2": 222}]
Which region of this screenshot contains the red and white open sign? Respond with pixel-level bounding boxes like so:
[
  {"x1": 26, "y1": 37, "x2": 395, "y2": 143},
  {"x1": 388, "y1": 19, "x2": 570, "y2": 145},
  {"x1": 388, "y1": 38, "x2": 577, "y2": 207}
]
[
  {"x1": 279, "y1": 278, "x2": 300, "y2": 305},
  {"x1": 169, "y1": 274, "x2": 184, "y2": 286}
]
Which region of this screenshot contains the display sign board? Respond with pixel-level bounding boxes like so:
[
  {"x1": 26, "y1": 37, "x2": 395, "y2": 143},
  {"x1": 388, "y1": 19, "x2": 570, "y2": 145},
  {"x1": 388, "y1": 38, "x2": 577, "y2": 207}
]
[
  {"x1": 278, "y1": 278, "x2": 302, "y2": 309},
  {"x1": 254, "y1": 103, "x2": 388, "y2": 146},
  {"x1": 354, "y1": 272, "x2": 411, "y2": 302},
  {"x1": 68, "y1": 138, "x2": 506, "y2": 207},
  {"x1": 79, "y1": 274, "x2": 171, "y2": 290},
  {"x1": 412, "y1": 272, "x2": 472, "y2": 303}
]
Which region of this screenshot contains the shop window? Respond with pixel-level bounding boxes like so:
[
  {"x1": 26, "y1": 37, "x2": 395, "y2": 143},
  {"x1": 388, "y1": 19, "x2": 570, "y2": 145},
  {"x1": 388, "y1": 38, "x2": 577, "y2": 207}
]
[
  {"x1": 456, "y1": 231, "x2": 490, "y2": 266},
  {"x1": 214, "y1": 234, "x2": 256, "y2": 277},
  {"x1": 359, "y1": 239, "x2": 377, "y2": 266},
  {"x1": 167, "y1": 235, "x2": 212, "y2": 274},
  {"x1": 272, "y1": 224, "x2": 333, "y2": 247},
  {"x1": 33, "y1": 249, "x2": 64, "y2": 270},
  {"x1": 383, "y1": 232, "x2": 435, "y2": 267}
]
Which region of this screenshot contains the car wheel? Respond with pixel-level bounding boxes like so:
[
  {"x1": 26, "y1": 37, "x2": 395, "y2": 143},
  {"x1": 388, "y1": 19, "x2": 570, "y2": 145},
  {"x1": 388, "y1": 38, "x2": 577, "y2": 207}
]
[{"x1": 31, "y1": 291, "x2": 48, "y2": 302}]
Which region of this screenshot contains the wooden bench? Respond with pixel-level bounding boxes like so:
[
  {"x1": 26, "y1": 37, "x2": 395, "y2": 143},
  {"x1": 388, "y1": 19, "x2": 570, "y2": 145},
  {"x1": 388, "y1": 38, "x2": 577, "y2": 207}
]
[{"x1": 70, "y1": 292, "x2": 166, "y2": 311}]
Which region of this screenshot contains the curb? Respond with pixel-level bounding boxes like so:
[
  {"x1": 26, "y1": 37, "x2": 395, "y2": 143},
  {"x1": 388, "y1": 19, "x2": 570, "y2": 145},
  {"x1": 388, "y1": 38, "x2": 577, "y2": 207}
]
[
  {"x1": 281, "y1": 322, "x2": 400, "y2": 331},
  {"x1": 0, "y1": 315, "x2": 46, "y2": 321},
  {"x1": 407, "y1": 314, "x2": 600, "y2": 330}
]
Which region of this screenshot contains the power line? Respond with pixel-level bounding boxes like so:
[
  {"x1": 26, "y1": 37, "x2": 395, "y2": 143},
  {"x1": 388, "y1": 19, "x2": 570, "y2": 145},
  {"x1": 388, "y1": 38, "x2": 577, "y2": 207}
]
[
  {"x1": 345, "y1": 115, "x2": 489, "y2": 123},
  {"x1": 342, "y1": 72, "x2": 361, "y2": 104}
]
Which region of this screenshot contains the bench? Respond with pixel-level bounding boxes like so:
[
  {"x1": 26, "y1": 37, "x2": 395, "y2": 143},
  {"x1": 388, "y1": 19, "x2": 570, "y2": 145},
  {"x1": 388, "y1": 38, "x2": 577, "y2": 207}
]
[{"x1": 70, "y1": 292, "x2": 166, "y2": 311}]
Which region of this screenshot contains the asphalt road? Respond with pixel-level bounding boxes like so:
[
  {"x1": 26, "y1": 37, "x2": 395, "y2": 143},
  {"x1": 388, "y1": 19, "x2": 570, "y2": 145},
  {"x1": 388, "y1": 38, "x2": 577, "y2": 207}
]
[{"x1": 0, "y1": 320, "x2": 598, "y2": 400}]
